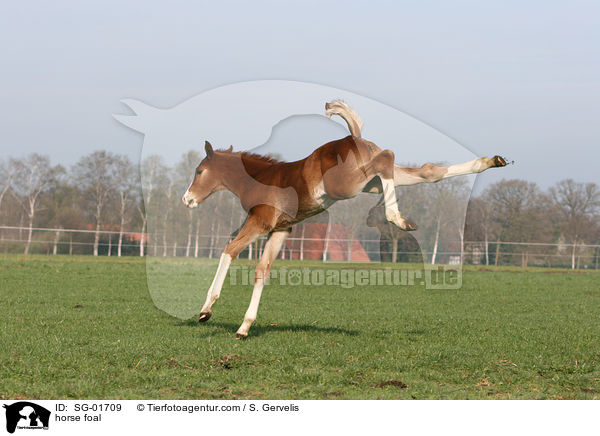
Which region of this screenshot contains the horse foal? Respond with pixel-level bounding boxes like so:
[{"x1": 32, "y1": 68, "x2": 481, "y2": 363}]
[{"x1": 182, "y1": 100, "x2": 507, "y2": 338}]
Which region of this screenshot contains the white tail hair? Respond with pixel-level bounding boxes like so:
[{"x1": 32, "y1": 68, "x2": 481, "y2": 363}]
[{"x1": 325, "y1": 100, "x2": 363, "y2": 138}]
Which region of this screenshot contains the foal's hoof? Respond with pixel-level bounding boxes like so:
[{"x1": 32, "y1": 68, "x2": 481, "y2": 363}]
[
  {"x1": 491, "y1": 155, "x2": 509, "y2": 167},
  {"x1": 198, "y1": 312, "x2": 212, "y2": 323},
  {"x1": 400, "y1": 219, "x2": 418, "y2": 231},
  {"x1": 387, "y1": 213, "x2": 418, "y2": 232},
  {"x1": 235, "y1": 332, "x2": 248, "y2": 340}
]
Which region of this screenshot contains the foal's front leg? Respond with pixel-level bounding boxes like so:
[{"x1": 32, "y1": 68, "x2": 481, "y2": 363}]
[
  {"x1": 236, "y1": 229, "x2": 291, "y2": 339},
  {"x1": 198, "y1": 252, "x2": 232, "y2": 322},
  {"x1": 198, "y1": 216, "x2": 263, "y2": 322}
]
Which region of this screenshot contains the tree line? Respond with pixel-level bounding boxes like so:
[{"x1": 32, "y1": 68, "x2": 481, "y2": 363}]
[
  {"x1": 0, "y1": 152, "x2": 598, "y2": 268},
  {"x1": 465, "y1": 178, "x2": 600, "y2": 268}
]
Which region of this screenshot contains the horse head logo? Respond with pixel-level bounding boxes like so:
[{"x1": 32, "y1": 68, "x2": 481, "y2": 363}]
[{"x1": 3, "y1": 402, "x2": 50, "y2": 434}]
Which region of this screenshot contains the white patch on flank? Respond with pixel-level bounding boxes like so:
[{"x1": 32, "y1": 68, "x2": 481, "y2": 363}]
[{"x1": 312, "y1": 179, "x2": 326, "y2": 205}]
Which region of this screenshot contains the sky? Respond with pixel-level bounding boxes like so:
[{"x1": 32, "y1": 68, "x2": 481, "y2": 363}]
[{"x1": 1, "y1": 0, "x2": 599, "y2": 192}]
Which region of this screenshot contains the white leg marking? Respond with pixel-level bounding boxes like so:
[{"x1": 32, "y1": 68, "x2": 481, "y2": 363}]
[
  {"x1": 394, "y1": 158, "x2": 494, "y2": 186},
  {"x1": 236, "y1": 282, "x2": 265, "y2": 337},
  {"x1": 381, "y1": 177, "x2": 407, "y2": 227},
  {"x1": 444, "y1": 158, "x2": 489, "y2": 177},
  {"x1": 382, "y1": 177, "x2": 400, "y2": 215},
  {"x1": 200, "y1": 252, "x2": 232, "y2": 314}
]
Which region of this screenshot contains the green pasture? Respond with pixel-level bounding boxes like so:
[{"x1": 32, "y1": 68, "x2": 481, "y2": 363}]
[{"x1": 0, "y1": 255, "x2": 599, "y2": 399}]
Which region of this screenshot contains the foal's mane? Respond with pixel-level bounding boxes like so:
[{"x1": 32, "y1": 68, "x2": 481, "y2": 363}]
[{"x1": 221, "y1": 150, "x2": 283, "y2": 165}]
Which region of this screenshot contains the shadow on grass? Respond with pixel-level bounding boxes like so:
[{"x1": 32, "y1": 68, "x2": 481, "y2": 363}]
[{"x1": 176, "y1": 319, "x2": 359, "y2": 337}]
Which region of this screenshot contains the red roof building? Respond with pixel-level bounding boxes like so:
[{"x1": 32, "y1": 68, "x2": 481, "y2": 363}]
[{"x1": 286, "y1": 223, "x2": 370, "y2": 262}]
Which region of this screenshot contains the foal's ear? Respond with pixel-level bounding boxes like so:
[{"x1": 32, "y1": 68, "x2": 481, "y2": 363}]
[
  {"x1": 205, "y1": 141, "x2": 214, "y2": 159},
  {"x1": 226, "y1": 145, "x2": 233, "y2": 152}
]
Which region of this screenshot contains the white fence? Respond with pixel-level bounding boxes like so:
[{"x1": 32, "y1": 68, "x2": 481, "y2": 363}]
[{"x1": 1, "y1": 225, "x2": 599, "y2": 269}]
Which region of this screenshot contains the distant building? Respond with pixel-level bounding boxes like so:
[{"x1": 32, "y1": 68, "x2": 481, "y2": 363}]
[{"x1": 286, "y1": 223, "x2": 370, "y2": 262}]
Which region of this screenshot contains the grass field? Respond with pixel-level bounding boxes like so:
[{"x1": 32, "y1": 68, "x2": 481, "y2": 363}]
[{"x1": 1, "y1": 254, "x2": 599, "y2": 399}]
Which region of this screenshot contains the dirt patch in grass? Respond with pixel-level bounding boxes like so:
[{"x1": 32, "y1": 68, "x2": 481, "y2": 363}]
[
  {"x1": 370, "y1": 380, "x2": 407, "y2": 389},
  {"x1": 212, "y1": 354, "x2": 245, "y2": 370},
  {"x1": 166, "y1": 357, "x2": 194, "y2": 370},
  {"x1": 477, "y1": 378, "x2": 491, "y2": 387},
  {"x1": 0, "y1": 394, "x2": 30, "y2": 400}
]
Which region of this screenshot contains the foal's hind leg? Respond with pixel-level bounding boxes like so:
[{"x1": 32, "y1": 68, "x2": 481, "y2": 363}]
[
  {"x1": 324, "y1": 149, "x2": 417, "y2": 231},
  {"x1": 380, "y1": 173, "x2": 418, "y2": 231},
  {"x1": 393, "y1": 156, "x2": 508, "y2": 186}
]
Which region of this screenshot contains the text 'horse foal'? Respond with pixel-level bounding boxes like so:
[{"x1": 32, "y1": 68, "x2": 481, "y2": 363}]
[{"x1": 182, "y1": 101, "x2": 507, "y2": 338}]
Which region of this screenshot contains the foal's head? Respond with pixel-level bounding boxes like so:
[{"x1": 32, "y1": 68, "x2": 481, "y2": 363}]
[{"x1": 182, "y1": 141, "x2": 231, "y2": 208}]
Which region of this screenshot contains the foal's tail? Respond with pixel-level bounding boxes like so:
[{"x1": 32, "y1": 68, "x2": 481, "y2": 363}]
[{"x1": 325, "y1": 100, "x2": 363, "y2": 138}]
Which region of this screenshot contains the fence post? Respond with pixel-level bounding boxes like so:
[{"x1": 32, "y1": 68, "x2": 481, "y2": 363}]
[{"x1": 349, "y1": 238, "x2": 352, "y2": 262}]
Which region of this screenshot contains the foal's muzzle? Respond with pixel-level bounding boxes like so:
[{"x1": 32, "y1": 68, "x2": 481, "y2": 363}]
[{"x1": 182, "y1": 191, "x2": 198, "y2": 208}]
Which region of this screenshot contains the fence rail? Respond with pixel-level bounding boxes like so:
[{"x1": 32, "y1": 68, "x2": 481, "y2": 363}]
[{"x1": 0, "y1": 225, "x2": 598, "y2": 269}]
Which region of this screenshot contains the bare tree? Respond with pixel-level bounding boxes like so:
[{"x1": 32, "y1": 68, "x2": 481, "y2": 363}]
[
  {"x1": 0, "y1": 158, "x2": 15, "y2": 218},
  {"x1": 173, "y1": 151, "x2": 202, "y2": 258},
  {"x1": 322, "y1": 213, "x2": 331, "y2": 261},
  {"x1": 465, "y1": 197, "x2": 497, "y2": 265},
  {"x1": 160, "y1": 176, "x2": 175, "y2": 256},
  {"x1": 299, "y1": 222, "x2": 306, "y2": 260},
  {"x1": 113, "y1": 156, "x2": 138, "y2": 257},
  {"x1": 484, "y1": 179, "x2": 550, "y2": 266},
  {"x1": 45, "y1": 180, "x2": 88, "y2": 255},
  {"x1": 72, "y1": 151, "x2": 122, "y2": 256},
  {"x1": 550, "y1": 179, "x2": 600, "y2": 269},
  {"x1": 423, "y1": 178, "x2": 469, "y2": 264},
  {"x1": 11, "y1": 154, "x2": 63, "y2": 254},
  {"x1": 139, "y1": 155, "x2": 169, "y2": 257}
]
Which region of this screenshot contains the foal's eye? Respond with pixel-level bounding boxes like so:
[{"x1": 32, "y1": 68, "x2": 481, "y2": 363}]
[{"x1": 196, "y1": 169, "x2": 203, "y2": 175}]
